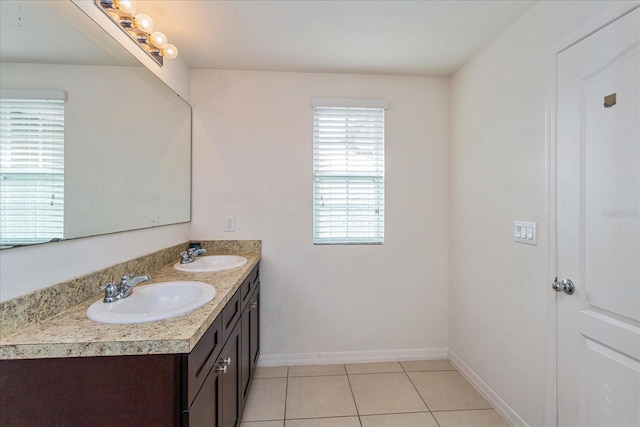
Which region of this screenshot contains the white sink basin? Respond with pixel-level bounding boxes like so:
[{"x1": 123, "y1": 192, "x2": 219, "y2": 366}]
[
  {"x1": 87, "y1": 281, "x2": 216, "y2": 324},
  {"x1": 173, "y1": 255, "x2": 247, "y2": 273}
]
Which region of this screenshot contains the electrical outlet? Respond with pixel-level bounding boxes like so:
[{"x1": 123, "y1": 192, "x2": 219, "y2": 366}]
[{"x1": 224, "y1": 216, "x2": 235, "y2": 232}]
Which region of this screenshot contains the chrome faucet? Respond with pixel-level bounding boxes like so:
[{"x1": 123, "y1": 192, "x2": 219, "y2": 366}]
[
  {"x1": 120, "y1": 274, "x2": 151, "y2": 298},
  {"x1": 180, "y1": 248, "x2": 207, "y2": 264},
  {"x1": 101, "y1": 274, "x2": 150, "y2": 303}
]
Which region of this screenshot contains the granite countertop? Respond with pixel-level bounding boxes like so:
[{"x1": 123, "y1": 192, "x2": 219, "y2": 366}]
[{"x1": 0, "y1": 254, "x2": 260, "y2": 360}]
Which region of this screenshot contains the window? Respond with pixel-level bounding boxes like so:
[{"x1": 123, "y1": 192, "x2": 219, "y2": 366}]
[
  {"x1": 312, "y1": 98, "x2": 388, "y2": 244},
  {"x1": 0, "y1": 90, "x2": 66, "y2": 245}
]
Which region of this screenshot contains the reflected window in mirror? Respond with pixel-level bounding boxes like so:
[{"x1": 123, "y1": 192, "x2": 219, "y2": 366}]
[
  {"x1": 0, "y1": 89, "x2": 66, "y2": 246},
  {"x1": 0, "y1": 0, "x2": 191, "y2": 250}
]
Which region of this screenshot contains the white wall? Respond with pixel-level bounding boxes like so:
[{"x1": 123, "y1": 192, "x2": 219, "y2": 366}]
[
  {"x1": 449, "y1": 1, "x2": 613, "y2": 425},
  {"x1": 0, "y1": 1, "x2": 192, "y2": 302},
  {"x1": 190, "y1": 70, "x2": 450, "y2": 360}
]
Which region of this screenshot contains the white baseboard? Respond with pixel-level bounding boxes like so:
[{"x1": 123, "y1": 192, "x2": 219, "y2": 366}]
[
  {"x1": 258, "y1": 347, "x2": 448, "y2": 367},
  {"x1": 448, "y1": 350, "x2": 529, "y2": 427}
]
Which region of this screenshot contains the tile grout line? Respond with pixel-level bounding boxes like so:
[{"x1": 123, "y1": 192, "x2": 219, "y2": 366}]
[
  {"x1": 283, "y1": 366, "x2": 289, "y2": 425},
  {"x1": 432, "y1": 408, "x2": 498, "y2": 413},
  {"x1": 248, "y1": 361, "x2": 495, "y2": 426},
  {"x1": 344, "y1": 369, "x2": 363, "y2": 427},
  {"x1": 401, "y1": 362, "x2": 443, "y2": 427},
  {"x1": 404, "y1": 363, "x2": 500, "y2": 424},
  {"x1": 287, "y1": 374, "x2": 346, "y2": 378},
  {"x1": 240, "y1": 374, "x2": 288, "y2": 425},
  {"x1": 284, "y1": 415, "x2": 363, "y2": 421}
]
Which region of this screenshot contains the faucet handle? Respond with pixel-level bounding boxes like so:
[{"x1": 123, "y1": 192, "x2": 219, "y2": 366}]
[
  {"x1": 101, "y1": 281, "x2": 119, "y2": 302},
  {"x1": 100, "y1": 281, "x2": 117, "y2": 291}
]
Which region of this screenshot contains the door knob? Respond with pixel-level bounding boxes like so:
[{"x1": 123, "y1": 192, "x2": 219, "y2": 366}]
[{"x1": 552, "y1": 277, "x2": 575, "y2": 295}]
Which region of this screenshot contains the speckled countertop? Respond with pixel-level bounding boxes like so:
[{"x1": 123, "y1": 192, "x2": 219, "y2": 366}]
[{"x1": 0, "y1": 254, "x2": 260, "y2": 360}]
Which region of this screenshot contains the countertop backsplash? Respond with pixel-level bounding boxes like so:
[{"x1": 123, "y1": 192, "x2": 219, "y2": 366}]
[{"x1": 0, "y1": 240, "x2": 261, "y2": 339}]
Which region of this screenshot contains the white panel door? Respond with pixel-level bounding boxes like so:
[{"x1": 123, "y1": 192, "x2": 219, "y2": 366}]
[{"x1": 556, "y1": 6, "x2": 640, "y2": 427}]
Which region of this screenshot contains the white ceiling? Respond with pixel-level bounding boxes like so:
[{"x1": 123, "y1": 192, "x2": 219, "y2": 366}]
[{"x1": 138, "y1": 0, "x2": 536, "y2": 76}]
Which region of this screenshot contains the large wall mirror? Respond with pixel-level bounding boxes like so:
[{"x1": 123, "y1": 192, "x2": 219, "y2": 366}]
[{"x1": 0, "y1": 0, "x2": 191, "y2": 249}]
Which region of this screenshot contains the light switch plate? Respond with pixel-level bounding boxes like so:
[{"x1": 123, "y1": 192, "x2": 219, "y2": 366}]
[{"x1": 515, "y1": 221, "x2": 537, "y2": 245}]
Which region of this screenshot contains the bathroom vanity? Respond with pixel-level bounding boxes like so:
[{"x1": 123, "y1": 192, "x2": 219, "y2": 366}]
[{"x1": 0, "y1": 252, "x2": 260, "y2": 427}]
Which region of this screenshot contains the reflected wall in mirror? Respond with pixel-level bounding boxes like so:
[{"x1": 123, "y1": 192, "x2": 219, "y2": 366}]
[{"x1": 0, "y1": 0, "x2": 191, "y2": 248}]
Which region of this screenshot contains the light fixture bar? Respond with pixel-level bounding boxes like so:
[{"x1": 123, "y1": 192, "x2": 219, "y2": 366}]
[{"x1": 95, "y1": 0, "x2": 179, "y2": 66}]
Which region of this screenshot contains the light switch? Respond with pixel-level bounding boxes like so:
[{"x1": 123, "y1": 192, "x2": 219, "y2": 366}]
[{"x1": 515, "y1": 221, "x2": 537, "y2": 245}]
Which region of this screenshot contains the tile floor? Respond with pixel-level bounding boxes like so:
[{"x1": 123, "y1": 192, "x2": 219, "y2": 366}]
[{"x1": 240, "y1": 360, "x2": 510, "y2": 427}]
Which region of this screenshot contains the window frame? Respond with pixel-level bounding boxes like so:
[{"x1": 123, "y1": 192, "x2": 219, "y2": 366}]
[{"x1": 311, "y1": 97, "x2": 389, "y2": 245}]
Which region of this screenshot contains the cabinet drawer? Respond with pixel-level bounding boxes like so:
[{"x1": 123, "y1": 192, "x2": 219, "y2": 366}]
[
  {"x1": 222, "y1": 287, "x2": 241, "y2": 343},
  {"x1": 182, "y1": 315, "x2": 223, "y2": 409},
  {"x1": 240, "y1": 265, "x2": 260, "y2": 312}
]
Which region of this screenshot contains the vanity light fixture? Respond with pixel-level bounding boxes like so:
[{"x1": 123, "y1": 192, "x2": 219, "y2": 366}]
[{"x1": 96, "y1": 0, "x2": 179, "y2": 66}]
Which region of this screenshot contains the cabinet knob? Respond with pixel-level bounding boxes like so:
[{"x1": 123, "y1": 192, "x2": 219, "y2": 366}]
[
  {"x1": 215, "y1": 364, "x2": 228, "y2": 374},
  {"x1": 222, "y1": 357, "x2": 231, "y2": 366},
  {"x1": 250, "y1": 301, "x2": 258, "y2": 309}
]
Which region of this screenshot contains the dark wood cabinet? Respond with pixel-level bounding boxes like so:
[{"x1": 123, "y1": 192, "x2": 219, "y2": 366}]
[
  {"x1": 220, "y1": 320, "x2": 241, "y2": 427},
  {"x1": 182, "y1": 316, "x2": 223, "y2": 410},
  {"x1": 0, "y1": 263, "x2": 260, "y2": 427},
  {"x1": 240, "y1": 284, "x2": 260, "y2": 410},
  {"x1": 222, "y1": 287, "x2": 241, "y2": 343},
  {"x1": 183, "y1": 366, "x2": 222, "y2": 427},
  {"x1": 181, "y1": 263, "x2": 260, "y2": 427},
  {"x1": 249, "y1": 285, "x2": 260, "y2": 379},
  {"x1": 181, "y1": 315, "x2": 223, "y2": 426},
  {"x1": 0, "y1": 354, "x2": 180, "y2": 427}
]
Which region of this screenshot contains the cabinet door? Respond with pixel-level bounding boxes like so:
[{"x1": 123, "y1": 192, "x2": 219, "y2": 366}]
[
  {"x1": 240, "y1": 302, "x2": 251, "y2": 412},
  {"x1": 240, "y1": 284, "x2": 261, "y2": 411},
  {"x1": 220, "y1": 320, "x2": 241, "y2": 427},
  {"x1": 249, "y1": 284, "x2": 260, "y2": 377},
  {"x1": 221, "y1": 288, "x2": 242, "y2": 344},
  {"x1": 182, "y1": 316, "x2": 223, "y2": 410},
  {"x1": 183, "y1": 368, "x2": 221, "y2": 427}
]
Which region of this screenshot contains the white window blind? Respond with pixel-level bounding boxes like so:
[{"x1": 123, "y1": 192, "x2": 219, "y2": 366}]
[
  {"x1": 312, "y1": 99, "x2": 387, "y2": 244},
  {"x1": 0, "y1": 91, "x2": 65, "y2": 245}
]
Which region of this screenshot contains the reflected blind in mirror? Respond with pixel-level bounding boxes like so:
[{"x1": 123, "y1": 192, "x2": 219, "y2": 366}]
[{"x1": 0, "y1": 90, "x2": 65, "y2": 245}]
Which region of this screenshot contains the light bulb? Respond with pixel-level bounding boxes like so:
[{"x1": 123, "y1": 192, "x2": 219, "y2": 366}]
[
  {"x1": 134, "y1": 13, "x2": 154, "y2": 33},
  {"x1": 114, "y1": 0, "x2": 137, "y2": 14},
  {"x1": 150, "y1": 32, "x2": 168, "y2": 48},
  {"x1": 162, "y1": 44, "x2": 178, "y2": 59}
]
